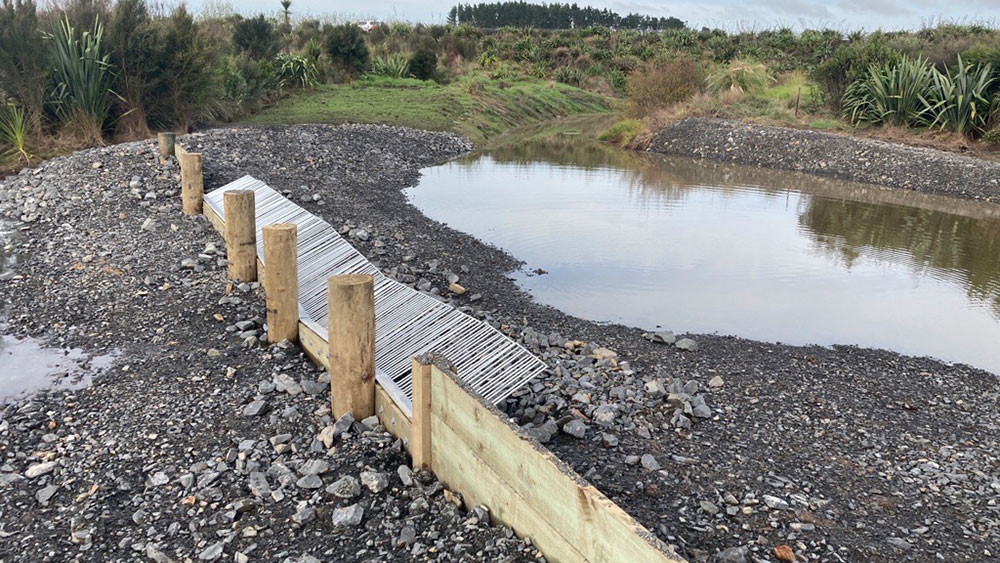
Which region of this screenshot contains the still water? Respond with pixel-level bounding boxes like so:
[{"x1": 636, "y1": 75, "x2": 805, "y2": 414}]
[{"x1": 406, "y1": 142, "x2": 1000, "y2": 374}]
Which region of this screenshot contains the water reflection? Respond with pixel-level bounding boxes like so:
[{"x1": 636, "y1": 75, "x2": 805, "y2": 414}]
[{"x1": 408, "y1": 140, "x2": 1000, "y2": 373}]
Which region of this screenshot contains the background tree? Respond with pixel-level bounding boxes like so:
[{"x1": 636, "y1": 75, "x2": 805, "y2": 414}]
[
  {"x1": 233, "y1": 14, "x2": 279, "y2": 60},
  {"x1": 323, "y1": 23, "x2": 370, "y2": 75}
]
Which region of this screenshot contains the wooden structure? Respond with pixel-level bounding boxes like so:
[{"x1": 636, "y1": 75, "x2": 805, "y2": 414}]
[
  {"x1": 196, "y1": 173, "x2": 685, "y2": 563},
  {"x1": 262, "y1": 224, "x2": 299, "y2": 343},
  {"x1": 157, "y1": 132, "x2": 175, "y2": 156},
  {"x1": 223, "y1": 190, "x2": 258, "y2": 282},
  {"x1": 175, "y1": 144, "x2": 203, "y2": 215},
  {"x1": 327, "y1": 274, "x2": 376, "y2": 419},
  {"x1": 202, "y1": 176, "x2": 546, "y2": 410},
  {"x1": 410, "y1": 355, "x2": 685, "y2": 563}
]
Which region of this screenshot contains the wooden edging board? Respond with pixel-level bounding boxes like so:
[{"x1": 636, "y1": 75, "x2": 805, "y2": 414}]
[
  {"x1": 420, "y1": 355, "x2": 685, "y2": 563},
  {"x1": 203, "y1": 197, "x2": 682, "y2": 563}
]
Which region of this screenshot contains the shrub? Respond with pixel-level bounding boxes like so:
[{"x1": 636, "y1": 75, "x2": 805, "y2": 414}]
[
  {"x1": 106, "y1": 0, "x2": 158, "y2": 138},
  {"x1": 47, "y1": 15, "x2": 117, "y2": 143},
  {"x1": 324, "y1": 23, "x2": 369, "y2": 76},
  {"x1": 812, "y1": 36, "x2": 901, "y2": 111},
  {"x1": 408, "y1": 48, "x2": 437, "y2": 80},
  {"x1": 489, "y1": 62, "x2": 518, "y2": 81},
  {"x1": 275, "y1": 53, "x2": 318, "y2": 88},
  {"x1": 0, "y1": 0, "x2": 47, "y2": 119},
  {"x1": 925, "y1": 57, "x2": 994, "y2": 136},
  {"x1": 626, "y1": 60, "x2": 705, "y2": 117},
  {"x1": 554, "y1": 65, "x2": 584, "y2": 85},
  {"x1": 368, "y1": 54, "x2": 409, "y2": 78},
  {"x1": 982, "y1": 126, "x2": 1000, "y2": 145},
  {"x1": 232, "y1": 14, "x2": 279, "y2": 60},
  {"x1": 0, "y1": 101, "x2": 33, "y2": 163},
  {"x1": 707, "y1": 60, "x2": 772, "y2": 95},
  {"x1": 154, "y1": 6, "x2": 219, "y2": 129},
  {"x1": 843, "y1": 56, "x2": 935, "y2": 128}
]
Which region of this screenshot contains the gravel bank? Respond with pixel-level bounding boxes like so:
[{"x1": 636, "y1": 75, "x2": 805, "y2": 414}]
[
  {"x1": 2, "y1": 124, "x2": 999, "y2": 563},
  {"x1": 649, "y1": 118, "x2": 1000, "y2": 203},
  {"x1": 0, "y1": 125, "x2": 537, "y2": 562}
]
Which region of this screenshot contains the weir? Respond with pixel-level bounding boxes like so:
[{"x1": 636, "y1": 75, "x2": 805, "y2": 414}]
[
  {"x1": 182, "y1": 154, "x2": 683, "y2": 562},
  {"x1": 202, "y1": 175, "x2": 547, "y2": 413}
]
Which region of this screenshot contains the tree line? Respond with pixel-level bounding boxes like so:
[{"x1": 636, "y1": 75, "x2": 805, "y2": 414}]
[{"x1": 447, "y1": 2, "x2": 685, "y2": 31}]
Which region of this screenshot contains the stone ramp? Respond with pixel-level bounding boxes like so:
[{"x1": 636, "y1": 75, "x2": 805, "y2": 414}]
[{"x1": 204, "y1": 176, "x2": 546, "y2": 412}]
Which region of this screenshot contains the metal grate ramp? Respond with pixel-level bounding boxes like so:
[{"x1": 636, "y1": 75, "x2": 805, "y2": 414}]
[{"x1": 205, "y1": 176, "x2": 547, "y2": 414}]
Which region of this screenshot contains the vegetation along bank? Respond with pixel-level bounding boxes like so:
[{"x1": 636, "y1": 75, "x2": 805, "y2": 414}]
[{"x1": 4, "y1": 0, "x2": 1000, "y2": 175}]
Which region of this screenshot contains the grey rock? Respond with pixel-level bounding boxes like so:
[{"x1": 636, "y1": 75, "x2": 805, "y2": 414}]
[
  {"x1": 675, "y1": 338, "x2": 699, "y2": 351},
  {"x1": 714, "y1": 545, "x2": 748, "y2": 563},
  {"x1": 24, "y1": 461, "x2": 57, "y2": 478},
  {"x1": 327, "y1": 475, "x2": 361, "y2": 499},
  {"x1": 198, "y1": 541, "x2": 225, "y2": 561},
  {"x1": 562, "y1": 419, "x2": 587, "y2": 438},
  {"x1": 640, "y1": 454, "x2": 661, "y2": 472},
  {"x1": 763, "y1": 495, "x2": 789, "y2": 510},
  {"x1": 331, "y1": 504, "x2": 364, "y2": 528},
  {"x1": 360, "y1": 471, "x2": 389, "y2": 493},
  {"x1": 296, "y1": 474, "x2": 323, "y2": 489}
]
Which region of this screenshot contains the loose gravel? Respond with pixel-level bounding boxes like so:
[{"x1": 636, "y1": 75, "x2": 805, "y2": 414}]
[
  {"x1": 2, "y1": 123, "x2": 998, "y2": 563},
  {"x1": 650, "y1": 118, "x2": 1000, "y2": 203}
]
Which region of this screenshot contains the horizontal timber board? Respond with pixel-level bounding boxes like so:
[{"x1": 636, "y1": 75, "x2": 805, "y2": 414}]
[{"x1": 429, "y1": 364, "x2": 682, "y2": 563}]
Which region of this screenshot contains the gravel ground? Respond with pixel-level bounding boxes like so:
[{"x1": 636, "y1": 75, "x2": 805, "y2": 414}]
[
  {"x1": 2, "y1": 123, "x2": 999, "y2": 563},
  {"x1": 650, "y1": 118, "x2": 1000, "y2": 203},
  {"x1": 0, "y1": 125, "x2": 537, "y2": 562}
]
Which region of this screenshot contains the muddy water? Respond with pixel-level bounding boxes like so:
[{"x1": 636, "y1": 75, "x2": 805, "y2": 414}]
[
  {"x1": 0, "y1": 334, "x2": 116, "y2": 404},
  {"x1": 406, "y1": 141, "x2": 1000, "y2": 374},
  {"x1": 1, "y1": 221, "x2": 115, "y2": 402}
]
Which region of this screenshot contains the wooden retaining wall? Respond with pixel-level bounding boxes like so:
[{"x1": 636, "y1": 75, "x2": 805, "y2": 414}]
[{"x1": 190, "y1": 146, "x2": 684, "y2": 563}]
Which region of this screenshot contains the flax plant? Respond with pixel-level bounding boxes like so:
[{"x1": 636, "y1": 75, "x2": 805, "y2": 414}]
[{"x1": 47, "y1": 15, "x2": 116, "y2": 143}]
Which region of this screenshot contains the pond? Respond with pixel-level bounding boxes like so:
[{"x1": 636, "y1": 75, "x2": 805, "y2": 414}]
[{"x1": 406, "y1": 141, "x2": 1000, "y2": 374}]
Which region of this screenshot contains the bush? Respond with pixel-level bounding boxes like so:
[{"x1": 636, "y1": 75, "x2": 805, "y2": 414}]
[
  {"x1": 812, "y1": 36, "x2": 901, "y2": 111},
  {"x1": 0, "y1": 0, "x2": 47, "y2": 119},
  {"x1": 408, "y1": 48, "x2": 437, "y2": 80},
  {"x1": 47, "y1": 15, "x2": 116, "y2": 143},
  {"x1": 626, "y1": 59, "x2": 704, "y2": 117},
  {"x1": 368, "y1": 54, "x2": 409, "y2": 78},
  {"x1": 232, "y1": 14, "x2": 279, "y2": 60},
  {"x1": 0, "y1": 101, "x2": 33, "y2": 163},
  {"x1": 925, "y1": 57, "x2": 995, "y2": 135},
  {"x1": 555, "y1": 65, "x2": 584, "y2": 85},
  {"x1": 154, "y1": 6, "x2": 219, "y2": 129},
  {"x1": 106, "y1": 0, "x2": 158, "y2": 138},
  {"x1": 324, "y1": 23, "x2": 369, "y2": 76},
  {"x1": 275, "y1": 53, "x2": 318, "y2": 88},
  {"x1": 707, "y1": 60, "x2": 772, "y2": 95},
  {"x1": 843, "y1": 56, "x2": 934, "y2": 127},
  {"x1": 982, "y1": 126, "x2": 1000, "y2": 145}
]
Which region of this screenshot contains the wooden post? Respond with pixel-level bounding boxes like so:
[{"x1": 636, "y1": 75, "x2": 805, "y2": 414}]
[
  {"x1": 328, "y1": 274, "x2": 375, "y2": 419},
  {"x1": 157, "y1": 132, "x2": 175, "y2": 156},
  {"x1": 262, "y1": 223, "x2": 298, "y2": 343},
  {"x1": 410, "y1": 357, "x2": 433, "y2": 470},
  {"x1": 224, "y1": 190, "x2": 257, "y2": 282},
  {"x1": 178, "y1": 148, "x2": 204, "y2": 215}
]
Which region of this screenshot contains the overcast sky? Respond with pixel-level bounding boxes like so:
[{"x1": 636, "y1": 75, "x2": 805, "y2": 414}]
[{"x1": 192, "y1": 0, "x2": 1000, "y2": 31}]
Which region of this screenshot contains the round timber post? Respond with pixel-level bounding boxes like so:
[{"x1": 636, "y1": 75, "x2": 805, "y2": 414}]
[
  {"x1": 262, "y1": 223, "x2": 299, "y2": 343},
  {"x1": 224, "y1": 190, "x2": 257, "y2": 282},
  {"x1": 328, "y1": 274, "x2": 376, "y2": 419}
]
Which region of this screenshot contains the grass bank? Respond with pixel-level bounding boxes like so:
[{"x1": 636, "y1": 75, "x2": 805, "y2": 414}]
[{"x1": 243, "y1": 75, "x2": 615, "y2": 145}]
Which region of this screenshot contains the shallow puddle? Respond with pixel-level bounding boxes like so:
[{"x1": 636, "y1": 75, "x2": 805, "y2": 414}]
[
  {"x1": 407, "y1": 142, "x2": 1000, "y2": 374},
  {"x1": 0, "y1": 332, "x2": 116, "y2": 404}
]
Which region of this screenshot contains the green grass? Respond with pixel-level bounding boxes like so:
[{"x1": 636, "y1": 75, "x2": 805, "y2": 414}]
[
  {"x1": 597, "y1": 118, "x2": 642, "y2": 146},
  {"x1": 243, "y1": 74, "x2": 615, "y2": 144}
]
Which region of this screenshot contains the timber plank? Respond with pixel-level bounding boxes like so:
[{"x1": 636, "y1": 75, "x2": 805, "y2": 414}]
[{"x1": 430, "y1": 366, "x2": 682, "y2": 563}]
